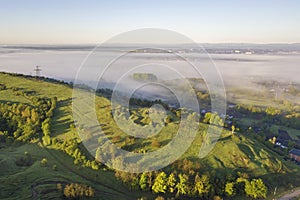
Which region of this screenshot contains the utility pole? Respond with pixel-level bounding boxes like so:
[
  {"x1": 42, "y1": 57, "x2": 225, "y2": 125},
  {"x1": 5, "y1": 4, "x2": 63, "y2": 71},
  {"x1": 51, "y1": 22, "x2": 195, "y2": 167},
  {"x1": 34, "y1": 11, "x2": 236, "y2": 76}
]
[{"x1": 34, "y1": 66, "x2": 42, "y2": 77}]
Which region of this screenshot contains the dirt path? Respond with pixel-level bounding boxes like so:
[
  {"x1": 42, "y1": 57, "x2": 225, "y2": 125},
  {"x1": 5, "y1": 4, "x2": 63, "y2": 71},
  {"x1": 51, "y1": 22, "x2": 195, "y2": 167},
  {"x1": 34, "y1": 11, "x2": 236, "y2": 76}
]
[
  {"x1": 278, "y1": 189, "x2": 300, "y2": 200},
  {"x1": 31, "y1": 180, "x2": 68, "y2": 198}
]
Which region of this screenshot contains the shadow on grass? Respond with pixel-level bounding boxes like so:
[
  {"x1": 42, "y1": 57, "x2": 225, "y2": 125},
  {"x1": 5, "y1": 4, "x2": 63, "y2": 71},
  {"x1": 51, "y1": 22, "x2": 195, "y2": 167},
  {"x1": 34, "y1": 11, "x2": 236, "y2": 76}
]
[{"x1": 51, "y1": 98, "x2": 74, "y2": 137}]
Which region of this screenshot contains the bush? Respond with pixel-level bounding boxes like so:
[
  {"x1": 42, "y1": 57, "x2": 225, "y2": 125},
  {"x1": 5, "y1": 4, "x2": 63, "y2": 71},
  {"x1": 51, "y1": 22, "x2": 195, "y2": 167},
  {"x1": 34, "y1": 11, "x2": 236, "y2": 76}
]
[
  {"x1": 52, "y1": 164, "x2": 57, "y2": 171},
  {"x1": 40, "y1": 158, "x2": 48, "y2": 167},
  {"x1": 63, "y1": 183, "x2": 95, "y2": 199}
]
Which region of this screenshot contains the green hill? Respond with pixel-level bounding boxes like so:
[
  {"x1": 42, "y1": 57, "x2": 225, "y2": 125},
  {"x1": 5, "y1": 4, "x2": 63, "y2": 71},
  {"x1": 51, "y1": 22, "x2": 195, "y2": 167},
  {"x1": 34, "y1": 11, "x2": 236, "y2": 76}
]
[{"x1": 0, "y1": 72, "x2": 299, "y2": 200}]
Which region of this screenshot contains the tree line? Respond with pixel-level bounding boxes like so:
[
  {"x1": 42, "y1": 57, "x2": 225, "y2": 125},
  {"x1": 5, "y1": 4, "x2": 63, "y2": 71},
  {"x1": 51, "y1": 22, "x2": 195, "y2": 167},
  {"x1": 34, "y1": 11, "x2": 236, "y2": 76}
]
[{"x1": 115, "y1": 158, "x2": 268, "y2": 199}]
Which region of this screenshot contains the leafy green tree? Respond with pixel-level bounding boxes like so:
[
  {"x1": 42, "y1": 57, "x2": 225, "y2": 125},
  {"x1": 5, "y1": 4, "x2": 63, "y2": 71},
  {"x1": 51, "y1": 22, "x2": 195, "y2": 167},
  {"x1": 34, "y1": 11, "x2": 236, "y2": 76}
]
[
  {"x1": 139, "y1": 172, "x2": 148, "y2": 190},
  {"x1": 175, "y1": 174, "x2": 189, "y2": 197},
  {"x1": 31, "y1": 109, "x2": 40, "y2": 123},
  {"x1": 166, "y1": 173, "x2": 176, "y2": 193},
  {"x1": 40, "y1": 158, "x2": 48, "y2": 167},
  {"x1": 42, "y1": 135, "x2": 51, "y2": 146},
  {"x1": 21, "y1": 107, "x2": 31, "y2": 118},
  {"x1": 211, "y1": 113, "x2": 224, "y2": 127},
  {"x1": 245, "y1": 178, "x2": 267, "y2": 199},
  {"x1": 42, "y1": 118, "x2": 51, "y2": 136},
  {"x1": 203, "y1": 112, "x2": 212, "y2": 124},
  {"x1": 63, "y1": 183, "x2": 95, "y2": 199},
  {"x1": 225, "y1": 182, "x2": 236, "y2": 197},
  {"x1": 193, "y1": 174, "x2": 211, "y2": 197},
  {"x1": 203, "y1": 112, "x2": 224, "y2": 126},
  {"x1": 269, "y1": 136, "x2": 276, "y2": 144},
  {"x1": 152, "y1": 172, "x2": 167, "y2": 193},
  {"x1": 91, "y1": 160, "x2": 99, "y2": 170},
  {"x1": 231, "y1": 125, "x2": 235, "y2": 134}
]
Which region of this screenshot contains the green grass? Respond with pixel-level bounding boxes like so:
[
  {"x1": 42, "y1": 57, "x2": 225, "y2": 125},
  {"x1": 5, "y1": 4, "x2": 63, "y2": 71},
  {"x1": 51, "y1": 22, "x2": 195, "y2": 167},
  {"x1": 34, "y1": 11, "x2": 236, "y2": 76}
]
[
  {"x1": 237, "y1": 117, "x2": 259, "y2": 127},
  {"x1": 270, "y1": 125, "x2": 300, "y2": 140},
  {"x1": 0, "y1": 72, "x2": 300, "y2": 200},
  {"x1": 0, "y1": 73, "x2": 154, "y2": 200},
  {"x1": 0, "y1": 143, "x2": 148, "y2": 200},
  {"x1": 0, "y1": 89, "x2": 30, "y2": 104},
  {"x1": 0, "y1": 73, "x2": 71, "y2": 100}
]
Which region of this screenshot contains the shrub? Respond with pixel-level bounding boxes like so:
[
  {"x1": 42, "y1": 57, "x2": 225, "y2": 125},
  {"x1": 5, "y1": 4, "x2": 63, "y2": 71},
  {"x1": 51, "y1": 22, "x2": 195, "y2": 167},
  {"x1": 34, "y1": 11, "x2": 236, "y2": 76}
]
[
  {"x1": 63, "y1": 183, "x2": 95, "y2": 199},
  {"x1": 40, "y1": 158, "x2": 48, "y2": 167}
]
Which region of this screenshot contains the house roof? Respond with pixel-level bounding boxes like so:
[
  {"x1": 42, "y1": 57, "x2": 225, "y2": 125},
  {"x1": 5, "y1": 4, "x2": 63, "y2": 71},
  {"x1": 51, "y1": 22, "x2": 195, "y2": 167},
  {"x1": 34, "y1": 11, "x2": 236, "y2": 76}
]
[{"x1": 289, "y1": 148, "x2": 300, "y2": 156}]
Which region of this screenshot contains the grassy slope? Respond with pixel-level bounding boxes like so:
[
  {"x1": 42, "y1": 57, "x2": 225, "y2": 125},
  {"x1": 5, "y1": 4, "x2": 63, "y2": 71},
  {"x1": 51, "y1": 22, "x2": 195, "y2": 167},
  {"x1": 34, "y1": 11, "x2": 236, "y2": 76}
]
[
  {"x1": 0, "y1": 73, "x2": 150, "y2": 200},
  {"x1": 0, "y1": 73, "x2": 299, "y2": 199},
  {"x1": 0, "y1": 143, "x2": 145, "y2": 200}
]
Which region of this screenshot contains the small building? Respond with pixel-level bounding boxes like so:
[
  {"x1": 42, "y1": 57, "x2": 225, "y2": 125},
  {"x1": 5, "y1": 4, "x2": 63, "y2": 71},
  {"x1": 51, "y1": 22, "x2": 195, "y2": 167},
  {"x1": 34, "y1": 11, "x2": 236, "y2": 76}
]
[
  {"x1": 289, "y1": 148, "x2": 300, "y2": 162},
  {"x1": 228, "y1": 104, "x2": 236, "y2": 109}
]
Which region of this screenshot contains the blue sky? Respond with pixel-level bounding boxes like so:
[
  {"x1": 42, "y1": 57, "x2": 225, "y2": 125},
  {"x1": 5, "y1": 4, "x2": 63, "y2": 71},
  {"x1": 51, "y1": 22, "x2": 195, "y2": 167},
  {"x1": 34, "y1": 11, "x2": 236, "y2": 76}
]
[{"x1": 1, "y1": 0, "x2": 300, "y2": 44}]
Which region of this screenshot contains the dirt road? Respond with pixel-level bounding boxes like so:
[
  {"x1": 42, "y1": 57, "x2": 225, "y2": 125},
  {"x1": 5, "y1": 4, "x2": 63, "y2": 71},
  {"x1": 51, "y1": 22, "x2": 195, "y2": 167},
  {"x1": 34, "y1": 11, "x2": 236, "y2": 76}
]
[{"x1": 278, "y1": 189, "x2": 300, "y2": 200}]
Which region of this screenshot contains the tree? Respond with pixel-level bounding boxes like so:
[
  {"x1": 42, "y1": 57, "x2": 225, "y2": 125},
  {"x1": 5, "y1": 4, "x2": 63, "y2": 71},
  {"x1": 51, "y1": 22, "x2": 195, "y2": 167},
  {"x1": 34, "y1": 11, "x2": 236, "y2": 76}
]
[
  {"x1": 139, "y1": 172, "x2": 148, "y2": 191},
  {"x1": 91, "y1": 160, "x2": 99, "y2": 170},
  {"x1": 152, "y1": 172, "x2": 167, "y2": 193},
  {"x1": 57, "y1": 183, "x2": 62, "y2": 191},
  {"x1": 203, "y1": 112, "x2": 212, "y2": 124},
  {"x1": 175, "y1": 174, "x2": 189, "y2": 197},
  {"x1": 203, "y1": 112, "x2": 224, "y2": 126},
  {"x1": 166, "y1": 173, "x2": 176, "y2": 193},
  {"x1": 42, "y1": 135, "x2": 51, "y2": 146},
  {"x1": 269, "y1": 136, "x2": 276, "y2": 144},
  {"x1": 31, "y1": 109, "x2": 39, "y2": 123},
  {"x1": 193, "y1": 174, "x2": 211, "y2": 197},
  {"x1": 211, "y1": 113, "x2": 224, "y2": 127},
  {"x1": 40, "y1": 158, "x2": 48, "y2": 167},
  {"x1": 21, "y1": 107, "x2": 31, "y2": 118},
  {"x1": 245, "y1": 178, "x2": 267, "y2": 199},
  {"x1": 42, "y1": 118, "x2": 51, "y2": 136},
  {"x1": 225, "y1": 182, "x2": 236, "y2": 197},
  {"x1": 231, "y1": 125, "x2": 236, "y2": 134},
  {"x1": 64, "y1": 183, "x2": 95, "y2": 199}
]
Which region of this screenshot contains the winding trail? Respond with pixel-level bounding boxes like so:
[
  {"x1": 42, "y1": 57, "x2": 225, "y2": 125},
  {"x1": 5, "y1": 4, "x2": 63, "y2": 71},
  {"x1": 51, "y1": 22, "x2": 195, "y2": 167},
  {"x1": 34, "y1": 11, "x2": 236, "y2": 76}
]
[
  {"x1": 278, "y1": 189, "x2": 300, "y2": 200},
  {"x1": 31, "y1": 180, "x2": 68, "y2": 199},
  {"x1": 41, "y1": 142, "x2": 134, "y2": 200}
]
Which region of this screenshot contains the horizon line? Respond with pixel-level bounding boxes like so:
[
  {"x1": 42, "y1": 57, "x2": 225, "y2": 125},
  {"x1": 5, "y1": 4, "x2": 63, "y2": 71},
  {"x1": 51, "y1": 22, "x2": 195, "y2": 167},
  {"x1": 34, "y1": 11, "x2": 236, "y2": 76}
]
[{"x1": 1, "y1": 42, "x2": 300, "y2": 46}]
